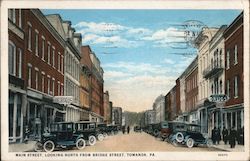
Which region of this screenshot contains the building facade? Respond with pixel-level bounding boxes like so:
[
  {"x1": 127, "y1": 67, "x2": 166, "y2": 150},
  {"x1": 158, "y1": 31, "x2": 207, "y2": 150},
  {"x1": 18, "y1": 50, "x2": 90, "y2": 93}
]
[
  {"x1": 153, "y1": 95, "x2": 165, "y2": 123},
  {"x1": 144, "y1": 109, "x2": 156, "y2": 126},
  {"x1": 46, "y1": 14, "x2": 88, "y2": 122},
  {"x1": 103, "y1": 91, "x2": 112, "y2": 124},
  {"x1": 224, "y1": 12, "x2": 244, "y2": 131},
  {"x1": 8, "y1": 9, "x2": 66, "y2": 142},
  {"x1": 112, "y1": 107, "x2": 122, "y2": 127},
  {"x1": 203, "y1": 25, "x2": 227, "y2": 135}
]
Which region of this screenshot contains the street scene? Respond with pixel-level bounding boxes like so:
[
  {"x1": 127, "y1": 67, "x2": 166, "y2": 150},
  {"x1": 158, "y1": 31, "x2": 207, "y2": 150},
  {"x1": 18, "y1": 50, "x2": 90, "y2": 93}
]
[{"x1": 7, "y1": 8, "x2": 245, "y2": 153}]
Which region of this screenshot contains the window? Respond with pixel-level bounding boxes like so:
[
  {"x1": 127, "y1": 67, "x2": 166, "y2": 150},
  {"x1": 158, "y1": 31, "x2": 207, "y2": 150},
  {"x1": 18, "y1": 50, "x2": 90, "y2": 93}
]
[
  {"x1": 58, "y1": 52, "x2": 61, "y2": 71},
  {"x1": 41, "y1": 73, "x2": 45, "y2": 93},
  {"x1": 52, "y1": 47, "x2": 55, "y2": 67},
  {"x1": 8, "y1": 9, "x2": 16, "y2": 23},
  {"x1": 35, "y1": 69, "x2": 39, "y2": 90},
  {"x1": 18, "y1": 9, "x2": 22, "y2": 28},
  {"x1": 219, "y1": 80, "x2": 223, "y2": 94},
  {"x1": 52, "y1": 78, "x2": 55, "y2": 96},
  {"x1": 58, "y1": 81, "x2": 60, "y2": 96},
  {"x1": 17, "y1": 48, "x2": 22, "y2": 78},
  {"x1": 47, "y1": 76, "x2": 50, "y2": 94},
  {"x1": 8, "y1": 41, "x2": 16, "y2": 75},
  {"x1": 234, "y1": 45, "x2": 238, "y2": 65},
  {"x1": 234, "y1": 76, "x2": 238, "y2": 98},
  {"x1": 41, "y1": 37, "x2": 45, "y2": 60},
  {"x1": 226, "y1": 50, "x2": 230, "y2": 69},
  {"x1": 226, "y1": 80, "x2": 230, "y2": 98},
  {"x1": 35, "y1": 30, "x2": 39, "y2": 56},
  {"x1": 28, "y1": 65, "x2": 32, "y2": 87},
  {"x1": 61, "y1": 55, "x2": 64, "y2": 73},
  {"x1": 28, "y1": 23, "x2": 32, "y2": 51},
  {"x1": 47, "y1": 42, "x2": 51, "y2": 64}
]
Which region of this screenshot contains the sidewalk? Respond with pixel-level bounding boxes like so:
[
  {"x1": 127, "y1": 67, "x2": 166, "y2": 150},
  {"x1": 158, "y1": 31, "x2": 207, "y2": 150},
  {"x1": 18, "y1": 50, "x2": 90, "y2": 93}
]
[
  {"x1": 9, "y1": 141, "x2": 37, "y2": 152},
  {"x1": 212, "y1": 142, "x2": 244, "y2": 152}
]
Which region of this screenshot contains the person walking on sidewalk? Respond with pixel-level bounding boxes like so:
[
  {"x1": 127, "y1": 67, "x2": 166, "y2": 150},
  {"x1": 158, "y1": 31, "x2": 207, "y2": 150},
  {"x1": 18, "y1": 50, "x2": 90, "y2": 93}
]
[
  {"x1": 122, "y1": 126, "x2": 126, "y2": 134},
  {"x1": 211, "y1": 127, "x2": 216, "y2": 144},
  {"x1": 229, "y1": 126, "x2": 237, "y2": 148},
  {"x1": 127, "y1": 126, "x2": 130, "y2": 134},
  {"x1": 222, "y1": 127, "x2": 229, "y2": 145}
]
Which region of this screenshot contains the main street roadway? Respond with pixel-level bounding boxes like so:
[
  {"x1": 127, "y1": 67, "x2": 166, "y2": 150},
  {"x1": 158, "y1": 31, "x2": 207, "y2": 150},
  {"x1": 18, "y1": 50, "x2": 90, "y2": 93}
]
[{"x1": 69, "y1": 131, "x2": 220, "y2": 152}]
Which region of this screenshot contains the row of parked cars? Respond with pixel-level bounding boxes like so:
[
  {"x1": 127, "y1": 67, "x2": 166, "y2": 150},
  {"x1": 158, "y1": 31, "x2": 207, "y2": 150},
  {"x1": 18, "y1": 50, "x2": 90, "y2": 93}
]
[
  {"x1": 34, "y1": 121, "x2": 120, "y2": 152},
  {"x1": 142, "y1": 121, "x2": 213, "y2": 148}
]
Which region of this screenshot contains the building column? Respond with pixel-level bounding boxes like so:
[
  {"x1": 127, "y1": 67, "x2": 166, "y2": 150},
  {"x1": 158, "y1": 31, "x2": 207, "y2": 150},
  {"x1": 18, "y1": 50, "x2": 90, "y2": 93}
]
[
  {"x1": 241, "y1": 110, "x2": 244, "y2": 128},
  {"x1": 13, "y1": 94, "x2": 18, "y2": 142}
]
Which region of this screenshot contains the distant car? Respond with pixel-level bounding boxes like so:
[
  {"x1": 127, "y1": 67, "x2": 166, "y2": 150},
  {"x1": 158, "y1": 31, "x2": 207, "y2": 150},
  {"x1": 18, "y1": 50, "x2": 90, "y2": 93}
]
[
  {"x1": 34, "y1": 122, "x2": 86, "y2": 152},
  {"x1": 97, "y1": 123, "x2": 109, "y2": 139},
  {"x1": 133, "y1": 126, "x2": 141, "y2": 132},
  {"x1": 170, "y1": 123, "x2": 213, "y2": 148}
]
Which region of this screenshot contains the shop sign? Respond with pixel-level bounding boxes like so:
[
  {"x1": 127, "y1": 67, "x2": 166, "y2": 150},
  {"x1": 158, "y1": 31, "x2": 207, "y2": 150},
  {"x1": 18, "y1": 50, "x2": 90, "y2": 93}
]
[
  {"x1": 53, "y1": 96, "x2": 73, "y2": 105},
  {"x1": 208, "y1": 94, "x2": 229, "y2": 102}
]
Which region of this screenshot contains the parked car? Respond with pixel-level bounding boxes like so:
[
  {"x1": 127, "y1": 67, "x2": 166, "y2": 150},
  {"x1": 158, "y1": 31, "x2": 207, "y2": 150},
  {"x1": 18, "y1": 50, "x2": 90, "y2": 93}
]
[
  {"x1": 133, "y1": 126, "x2": 142, "y2": 132},
  {"x1": 107, "y1": 125, "x2": 119, "y2": 134},
  {"x1": 169, "y1": 123, "x2": 213, "y2": 148},
  {"x1": 75, "y1": 121, "x2": 99, "y2": 146},
  {"x1": 34, "y1": 122, "x2": 86, "y2": 152},
  {"x1": 97, "y1": 123, "x2": 109, "y2": 138}
]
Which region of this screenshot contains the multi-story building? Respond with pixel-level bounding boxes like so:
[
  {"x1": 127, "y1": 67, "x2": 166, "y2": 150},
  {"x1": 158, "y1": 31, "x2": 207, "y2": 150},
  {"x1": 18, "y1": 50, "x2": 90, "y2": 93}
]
[
  {"x1": 185, "y1": 56, "x2": 199, "y2": 124},
  {"x1": 170, "y1": 86, "x2": 177, "y2": 120},
  {"x1": 8, "y1": 9, "x2": 66, "y2": 142},
  {"x1": 175, "y1": 78, "x2": 181, "y2": 118},
  {"x1": 224, "y1": 12, "x2": 244, "y2": 131},
  {"x1": 103, "y1": 91, "x2": 112, "y2": 124},
  {"x1": 165, "y1": 92, "x2": 171, "y2": 121},
  {"x1": 144, "y1": 109, "x2": 156, "y2": 126},
  {"x1": 203, "y1": 25, "x2": 227, "y2": 135},
  {"x1": 45, "y1": 14, "x2": 85, "y2": 122},
  {"x1": 90, "y1": 52, "x2": 104, "y2": 122},
  {"x1": 176, "y1": 72, "x2": 187, "y2": 121},
  {"x1": 153, "y1": 94, "x2": 165, "y2": 123},
  {"x1": 109, "y1": 101, "x2": 113, "y2": 124},
  {"x1": 112, "y1": 107, "x2": 122, "y2": 127}
]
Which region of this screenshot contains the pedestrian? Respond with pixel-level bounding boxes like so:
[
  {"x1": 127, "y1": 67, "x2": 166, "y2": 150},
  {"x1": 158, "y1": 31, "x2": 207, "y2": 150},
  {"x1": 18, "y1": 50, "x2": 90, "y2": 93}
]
[
  {"x1": 127, "y1": 126, "x2": 130, "y2": 134},
  {"x1": 229, "y1": 126, "x2": 237, "y2": 148},
  {"x1": 216, "y1": 128, "x2": 221, "y2": 145},
  {"x1": 222, "y1": 127, "x2": 228, "y2": 145},
  {"x1": 122, "y1": 126, "x2": 125, "y2": 134},
  {"x1": 211, "y1": 127, "x2": 216, "y2": 144}
]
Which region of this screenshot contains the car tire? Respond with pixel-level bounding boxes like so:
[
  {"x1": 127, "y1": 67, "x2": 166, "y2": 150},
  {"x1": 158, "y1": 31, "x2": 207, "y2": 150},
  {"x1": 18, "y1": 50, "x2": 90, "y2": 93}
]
[
  {"x1": 103, "y1": 132, "x2": 108, "y2": 139},
  {"x1": 186, "y1": 138, "x2": 194, "y2": 148},
  {"x1": 43, "y1": 140, "x2": 55, "y2": 152},
  {"x1": 175, "y1": 132, "x2": 184, "y2": 143},
  {"x1": 97, "y1": 134, "x2": 104, "y2": 141},
  {"x1": 172, "y1": 139, "x2": 178, "y2": 146},
  {"x1": 153, "y1": 130, "x2": 159, "y2": 137},
  {"x1": 34, "y1": 141, "x2": 43, "y2": 152},
  {"x1": 206, "y1": 139, "x2": 213, "y2": 148},
  {"x1": 76, "y1": 138, "x2": 86, "y2": 150},
  {"x1": 88, "y1": 135, "x2": 96, "y2": 146}
]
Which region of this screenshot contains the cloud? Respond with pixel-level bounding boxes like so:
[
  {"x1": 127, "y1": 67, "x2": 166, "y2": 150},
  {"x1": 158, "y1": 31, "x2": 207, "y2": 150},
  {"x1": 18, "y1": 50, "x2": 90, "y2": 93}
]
[
  {"x1": 104, "y1": 71, "x2": 133, "y2": 79},
  {"x1": 162, "y1": 58, "x2": 175, "y2": 65},
  {"x1": 103, "y1": 61, "x2": 171, "y2": 75}
]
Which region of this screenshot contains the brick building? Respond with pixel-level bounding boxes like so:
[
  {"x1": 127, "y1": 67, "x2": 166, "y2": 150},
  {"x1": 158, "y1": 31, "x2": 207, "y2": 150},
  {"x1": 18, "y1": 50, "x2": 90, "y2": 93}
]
[
  {"x1": 103, "y1": 91, "x2": 112, "y2": 124},
  {"x1": 46, "y1": 14, "x2": 87, "y2": 122},
  {"x1": 81, "y1": 45, "x2": 104, "y2": 122},
  {"x1": 8, "y1": 9, "x2": 65, "y2": 142},
  {"x1": 165, "y1": 92, "x2": 171, "y2": 121},
  {"x1": 185, "y1": 56, "x2": 198, "y2": 124},
  {"x1": 224, "y1": 12, "x2": 244, "y2": 131}
]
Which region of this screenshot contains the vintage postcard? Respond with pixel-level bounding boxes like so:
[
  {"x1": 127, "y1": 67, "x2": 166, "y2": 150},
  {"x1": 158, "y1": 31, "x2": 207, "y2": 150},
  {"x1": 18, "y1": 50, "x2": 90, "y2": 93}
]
[{"x1": 1, "y1": 0, "x2": 249, "y2": 160}]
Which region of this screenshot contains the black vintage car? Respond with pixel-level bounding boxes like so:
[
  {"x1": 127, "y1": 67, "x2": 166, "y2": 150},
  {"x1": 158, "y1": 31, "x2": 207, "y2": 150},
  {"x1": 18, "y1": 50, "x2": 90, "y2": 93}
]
[
  {"x1": 75, "y1": 121, "x2": 99, "y2": 146},
  {"x1": 107, "y1": 125, "x2": 119, "y2": 134},
  {"x1": 133, "y1": 126, "x2": 142, "y2": 132},
  {"x1": 169, "y1": 123, "x2": 213, "y2": 148},
  {"x1": 34, "y1": 122, "x2": 86, "y2": 152},
  {"x1": 97, "y1": 123, "x2": 109, "y2": 138}
]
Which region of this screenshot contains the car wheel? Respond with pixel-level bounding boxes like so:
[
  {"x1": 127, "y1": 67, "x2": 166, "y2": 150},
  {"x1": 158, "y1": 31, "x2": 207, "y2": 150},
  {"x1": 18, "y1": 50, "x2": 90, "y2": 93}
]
[
  {"x1": 175, "y1": 132, "x2": 184, "y2": 143},
  {"x1": 76, "y1": 138, "x2": 86, "y2": 150},
  {"x1": 153, "y1": 130, "x2": 159, "y2": 137},
  {"x1": 186, "y1": 138, "x2": 194, "y2": 148},
  {"x1": 206, "y1": 139, "x2": 213, "y2": 148},
  {"x1": 34, "y1": 141, "x2": 43, "y2": 152},
  {"x1": 88, "y1": 135, "x2": 97, "y2": 146},
  {"x1": 97, "y1": 134, "x2": 104, "y2": 141},
  {"x1": 172, "y1": 139, "x2": 178, "y2": 146},
  {"x1": 43, "y1": 140, "x2": 55, "y2": 152},
  {"x1": 103, "y1": 132, "x2": 108, "y2": 139}
]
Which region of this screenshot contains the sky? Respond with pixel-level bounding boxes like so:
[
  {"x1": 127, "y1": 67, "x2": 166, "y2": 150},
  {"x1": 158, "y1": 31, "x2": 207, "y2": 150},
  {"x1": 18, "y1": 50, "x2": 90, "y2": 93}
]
[{"x1": 43, "y1": 9, "x2": 241, "y2": 112}]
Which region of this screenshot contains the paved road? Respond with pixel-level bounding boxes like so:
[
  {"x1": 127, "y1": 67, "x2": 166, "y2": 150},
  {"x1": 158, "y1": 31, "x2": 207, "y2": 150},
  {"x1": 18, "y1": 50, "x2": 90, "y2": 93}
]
[{"x1": 69, "y1": 131, "x2": 220, "y2": 152}]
